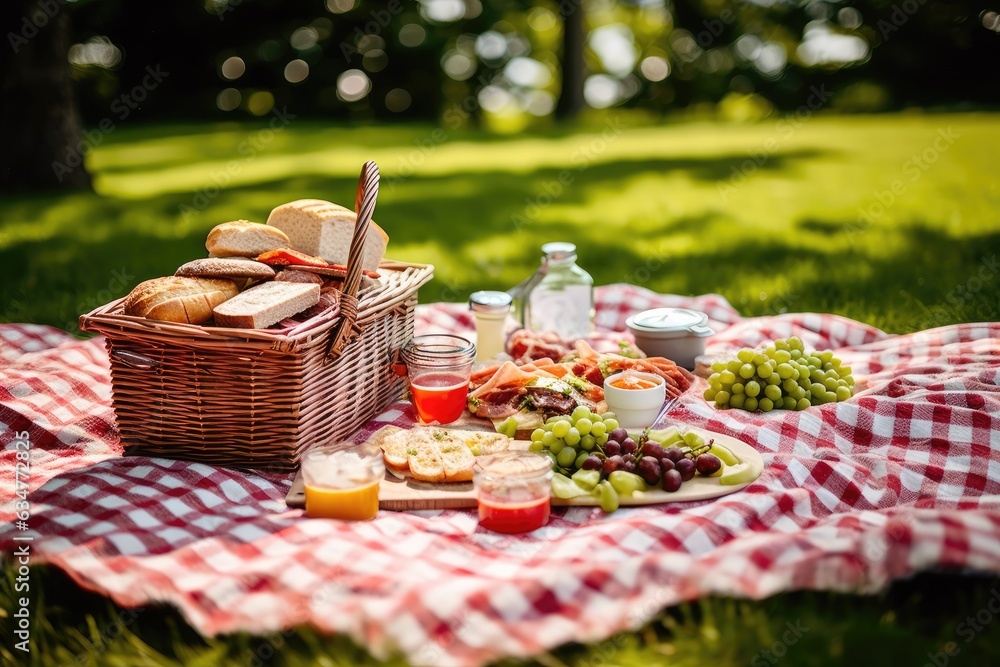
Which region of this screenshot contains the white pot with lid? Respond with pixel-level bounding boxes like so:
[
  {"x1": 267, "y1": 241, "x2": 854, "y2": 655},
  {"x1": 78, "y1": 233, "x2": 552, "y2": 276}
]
[{"x1": 625, "y1": 308, "x2": 714, "y2": 371}]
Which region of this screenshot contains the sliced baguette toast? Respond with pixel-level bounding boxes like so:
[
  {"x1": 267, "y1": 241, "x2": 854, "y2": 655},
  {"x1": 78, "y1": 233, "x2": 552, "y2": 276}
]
[{"x1": 371, "y1": 426, "x2": 512, "y2": 483}]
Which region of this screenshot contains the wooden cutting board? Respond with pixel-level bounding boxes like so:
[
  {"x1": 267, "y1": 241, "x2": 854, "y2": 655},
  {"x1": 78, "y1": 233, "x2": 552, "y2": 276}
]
[{"x1": 284, "y1": 427, "x2": 763, "y2": 511}]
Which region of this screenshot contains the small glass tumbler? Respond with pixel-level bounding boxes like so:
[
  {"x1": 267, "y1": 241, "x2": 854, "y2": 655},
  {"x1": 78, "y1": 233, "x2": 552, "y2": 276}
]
[
  {"x1": 401, "y1": 334, "x2": 476, "y2": 425},
  {"x1": 473, "y1": 451, "x2": 554, "y2": 534},
  {"x1": 301, "y1": 443, "x2": 384, "y2": 520}
]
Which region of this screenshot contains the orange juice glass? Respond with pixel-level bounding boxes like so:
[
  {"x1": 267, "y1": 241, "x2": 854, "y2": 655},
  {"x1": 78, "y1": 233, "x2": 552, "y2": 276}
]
[
  {"x1": 401, "y1": 334, "x2": 476, "y2": 425},
  {"x1": 302, "y1": 444, "x2": 384, "y2": 520}
]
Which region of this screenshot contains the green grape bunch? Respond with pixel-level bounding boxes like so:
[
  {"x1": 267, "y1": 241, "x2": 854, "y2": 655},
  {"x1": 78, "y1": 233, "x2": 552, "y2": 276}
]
[{"x1": 704, "y1": 337, "x2": 855, "y2": 412}]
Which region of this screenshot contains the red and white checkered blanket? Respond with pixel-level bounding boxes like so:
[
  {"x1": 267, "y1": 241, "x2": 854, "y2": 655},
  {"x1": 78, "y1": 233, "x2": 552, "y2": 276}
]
[{"x1": 2, "y1": 285, "x2": 999, "y2": 666}]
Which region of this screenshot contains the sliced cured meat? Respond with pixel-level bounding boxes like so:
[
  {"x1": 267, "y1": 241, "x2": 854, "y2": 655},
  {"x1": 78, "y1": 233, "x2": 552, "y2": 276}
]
[
  {"x1": 469, "y1": 361, "x2": 541, "y2": 400},
  {"x1": 525, "y1": 387, "x2": 576, "y2": 415}
]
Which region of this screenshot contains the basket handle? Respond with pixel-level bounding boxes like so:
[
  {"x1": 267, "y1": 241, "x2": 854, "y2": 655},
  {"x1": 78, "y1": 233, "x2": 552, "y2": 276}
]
[{"x1": 325, "y1": 160, "x2": 379, "y2": 361}]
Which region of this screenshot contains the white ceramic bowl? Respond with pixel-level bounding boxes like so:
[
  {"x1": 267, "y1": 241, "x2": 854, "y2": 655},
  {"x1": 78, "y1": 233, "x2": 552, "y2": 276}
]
[{"x1": 603, "y1": 370, "x2": 667, "y2": 430}]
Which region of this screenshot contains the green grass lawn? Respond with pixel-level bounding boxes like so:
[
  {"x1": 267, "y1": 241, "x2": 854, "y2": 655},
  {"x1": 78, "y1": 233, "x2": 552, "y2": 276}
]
[
  {"x1": 2, "y1": 113, "x2": 1000, "y2": 665},
  {"x1": 2, "y1": 112, "x2": 999, "y2": 332}
]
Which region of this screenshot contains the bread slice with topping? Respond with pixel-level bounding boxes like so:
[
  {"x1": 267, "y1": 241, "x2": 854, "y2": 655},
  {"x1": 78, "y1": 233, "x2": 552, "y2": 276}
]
[{"x1": 371, "y1": 426, "x2": 512, "y2": 483}]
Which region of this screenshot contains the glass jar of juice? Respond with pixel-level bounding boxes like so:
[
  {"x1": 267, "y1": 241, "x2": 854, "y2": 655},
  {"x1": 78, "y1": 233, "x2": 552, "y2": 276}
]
[
  {"x1": 301, "y1": 443, "x2": 384, "y2": 520},
  {"x1": 473, "y1": 451, "x2": 553, "y2": 534},
  {"x1": 401, "y1": 334, "x2": 476, "y2": 425}
]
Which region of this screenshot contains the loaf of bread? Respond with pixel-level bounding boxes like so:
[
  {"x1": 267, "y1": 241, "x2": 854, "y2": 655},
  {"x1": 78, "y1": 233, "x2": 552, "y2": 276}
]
[
  {"x1": 265, "y1": 199, "x2": 387, "y2": 273},
  {"x1": 213, "y1": 281, "x2": 320, "y2": 329},
  {"x1": 123, "y1": 276, "x2": 239, "y2": 325},
  {"x1": 175, "y1": 258, "x2": 276, "y2": 280},
  {"x1": 206, "y1": 220, "x2": 290, "y2": 258}
]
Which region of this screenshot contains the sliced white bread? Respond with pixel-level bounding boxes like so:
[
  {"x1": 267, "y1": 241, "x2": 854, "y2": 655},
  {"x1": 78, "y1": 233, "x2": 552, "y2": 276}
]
[
  {"x1": 213, "y1": 281, "x2": 320, "y2": 329},
  {"x1": 124, "y1": 276, "x2": 239, "y2": 325},
  {"x1": 206, "y1": 220, "x2": 290, "y2": 258},
  {"x1": 265, "y1": 199, "x2": 388, "y2": 273}
]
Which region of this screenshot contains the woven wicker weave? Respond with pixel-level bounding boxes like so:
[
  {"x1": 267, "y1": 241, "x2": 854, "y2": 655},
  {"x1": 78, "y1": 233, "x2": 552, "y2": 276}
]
[{"x1": 79, "y1": 162, "x2": 433, "y2": 472}]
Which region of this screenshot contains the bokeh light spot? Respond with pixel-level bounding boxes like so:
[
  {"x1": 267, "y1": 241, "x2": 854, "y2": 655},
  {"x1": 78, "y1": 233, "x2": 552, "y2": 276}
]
[
  {"x1": 527, "y1": 7, "x2": 557, "y2": 32},
  {"x1": 385, "y1": 88, "x2": 412, "y2": 112},
  {"x1": 442, "y1": 50, "x2": 477, "y2": 80},
  {"x1": 247, "y1": 90, "x2": 275, "y2": 116},
  {"x1": 363, "y1": 49, "x2": 389, "y2": 73},
  {"x1": 220, "y1": 56, "x2": 245, "y2": 80},
  {"x1": 399, "y1": 24, "x2": 426, "y2": 47},
  {"x1": 216, "y1": 88, "x2": 241, "y2": 111},
  {"x1": 290, "y1": 27, "x2": 319, "y2": 51},
  {"x1": 326, "y1": 0, "x2": 355, "y2": 13},
  {"x1": 284, "y1": 59, "x2": 309, "y2": 83},
  {"x1": 337, "y1": 69, "x2": 372, "y2": 102},
  {"x1": 475, "y1": 31, "x2": 507, "y2": 61},
  {"x1": 504, "y1": 57, "x2": 551, "y2": 88},
  {"x1": 420, "y1": 0, "x2": 466, "y2": 23},
  {"x1": 584, "y1": 75, "x2": 621, "y2": 109},
  {"x1": 639, "y1": 56, "x2": 670, "y2": 81},
  {"x1": 68, "y1": 36, "x2": 122, "y2": 69}
]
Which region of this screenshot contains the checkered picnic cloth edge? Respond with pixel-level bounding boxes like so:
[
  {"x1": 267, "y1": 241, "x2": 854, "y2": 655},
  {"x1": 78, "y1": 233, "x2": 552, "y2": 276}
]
[{"x1": 2, "y1": 284, "x2": 999, "y2": 667}]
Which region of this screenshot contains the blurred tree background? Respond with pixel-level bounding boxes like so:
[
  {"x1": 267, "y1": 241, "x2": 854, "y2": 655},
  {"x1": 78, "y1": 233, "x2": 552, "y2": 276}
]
[{"x1": 3, "y1": 0, "x2": 999, "y2": 192}]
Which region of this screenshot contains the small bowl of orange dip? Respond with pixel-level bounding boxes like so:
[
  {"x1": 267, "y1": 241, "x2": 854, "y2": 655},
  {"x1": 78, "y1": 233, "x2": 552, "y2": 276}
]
[{"x1": 603, "y1": 370, "x2": 666, "y2": 430}]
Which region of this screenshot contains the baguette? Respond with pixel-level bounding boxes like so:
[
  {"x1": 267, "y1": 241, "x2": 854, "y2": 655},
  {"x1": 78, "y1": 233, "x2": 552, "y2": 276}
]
[
  {"x1": 212, "y1": 281, "x2": 320, "y2": 329},
  {"x1": 123, "y1": 276, "x2": 239, "y2": 325},
  {"x1": 371, "y1": 427, "x2": 512, "y2": 483}
]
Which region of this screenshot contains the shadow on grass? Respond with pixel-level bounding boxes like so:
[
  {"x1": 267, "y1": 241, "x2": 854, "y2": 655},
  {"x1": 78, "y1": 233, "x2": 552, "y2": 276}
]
[{"x1": 2, "y1": 137, "x2": 999, "y2": 335}]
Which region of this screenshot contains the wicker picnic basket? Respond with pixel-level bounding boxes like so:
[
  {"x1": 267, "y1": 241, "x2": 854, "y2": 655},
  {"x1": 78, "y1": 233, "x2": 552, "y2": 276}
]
[{"x1": 79, "y1": 161, "x2": 433, "y2": 472}]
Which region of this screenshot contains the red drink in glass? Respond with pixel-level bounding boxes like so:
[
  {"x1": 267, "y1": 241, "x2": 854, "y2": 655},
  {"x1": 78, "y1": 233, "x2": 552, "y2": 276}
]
[
  {"x1": 477, "y1": 495, "x2": 551, "y2": 534},
  {"x1": 410, "y1": 372, "x2": 469, "y2": 424}
]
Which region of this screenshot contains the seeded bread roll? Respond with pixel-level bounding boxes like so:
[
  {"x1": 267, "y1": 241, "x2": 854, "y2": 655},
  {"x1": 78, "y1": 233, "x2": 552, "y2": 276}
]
[
  {"x1": 265, "y1": 199, "x2": 388, "y2": 273},
  {"x1": 206, "y1": 220, "x2": 290, "y2": 258},
  {"x1": 175, "y1": 258, "x2": 276, "y2": 280},
  {"x1": 213, "y1": 281, "x2": 320, "y2": 329},
  {"x1": 124, "y1": 277, "x2": 239, "y2": 324}
]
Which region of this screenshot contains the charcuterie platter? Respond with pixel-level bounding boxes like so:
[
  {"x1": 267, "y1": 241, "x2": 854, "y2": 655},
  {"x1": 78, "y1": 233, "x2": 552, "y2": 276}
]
[{"x1": 285, "y1": 426, "x2": 763, "y2": 510}]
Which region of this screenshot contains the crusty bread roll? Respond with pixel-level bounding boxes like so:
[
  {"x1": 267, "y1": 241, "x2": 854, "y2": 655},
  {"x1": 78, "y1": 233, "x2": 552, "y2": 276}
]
[
  {"x1": 206, "y1": 220, "x2": 290, "y2": 258},
  {"x1": 175, "y1": 258, "x2": 276, "y2": 280},
  {"x1": 124, "y1": 277, "x2": 239, "y2": 325},
  {"x1": 213, "y1": 281, "x2": 320, "y2": 329},
  {"x1": 265, "y1": 199, "x2": 388, "y2": 273}
]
